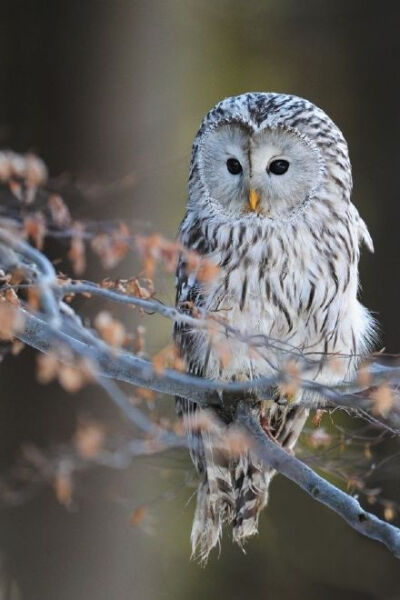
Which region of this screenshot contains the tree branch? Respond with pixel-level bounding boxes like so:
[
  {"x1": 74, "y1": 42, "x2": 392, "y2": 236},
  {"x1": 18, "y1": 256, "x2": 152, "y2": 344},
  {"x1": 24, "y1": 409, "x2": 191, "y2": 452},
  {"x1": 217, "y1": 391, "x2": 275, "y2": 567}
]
[
  {"x1": 2, "y1": 223, "x2": 400, "y2": 560},
  {"x1": 17, "y1": 307, "x2": 400, "y2": 432},
  {"x1": 237, "y1": 402, "x2": 400, "y2": 559}
]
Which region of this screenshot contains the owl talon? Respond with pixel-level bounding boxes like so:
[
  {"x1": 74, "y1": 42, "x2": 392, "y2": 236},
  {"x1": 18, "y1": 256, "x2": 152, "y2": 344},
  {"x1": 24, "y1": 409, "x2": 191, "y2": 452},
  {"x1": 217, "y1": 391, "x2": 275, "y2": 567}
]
[{"x1": 259, "y1": 415, "x2": 281, "y2": 444}]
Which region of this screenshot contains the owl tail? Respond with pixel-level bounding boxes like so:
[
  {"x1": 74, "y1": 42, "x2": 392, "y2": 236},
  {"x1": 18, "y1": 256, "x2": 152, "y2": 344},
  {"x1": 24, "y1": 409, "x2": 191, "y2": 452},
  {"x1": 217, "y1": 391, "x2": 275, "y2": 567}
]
[
  {"x1": 232, "y1": 403, "x2": 309, "y2": 545},
  {"x1": 232, "y1": 451, "x2": 272, "y2": 545},
  {"x1": 190, "y1": 403, "x2": 309, "y2": 562},
  {"x1": 191, "y1": 430, "x2": 236, "y2": 563}
]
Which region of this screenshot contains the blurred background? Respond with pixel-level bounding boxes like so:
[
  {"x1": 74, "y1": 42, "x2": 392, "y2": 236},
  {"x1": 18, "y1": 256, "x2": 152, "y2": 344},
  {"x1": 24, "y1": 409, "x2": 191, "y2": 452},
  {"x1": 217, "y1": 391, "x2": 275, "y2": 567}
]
[{"x1": 1, "y1": 1, "x2": 400, "y2": 598}]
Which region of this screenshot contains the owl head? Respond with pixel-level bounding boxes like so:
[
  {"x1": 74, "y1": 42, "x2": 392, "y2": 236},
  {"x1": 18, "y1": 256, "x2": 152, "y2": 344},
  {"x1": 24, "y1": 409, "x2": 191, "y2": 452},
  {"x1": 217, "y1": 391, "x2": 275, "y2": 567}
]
[{"x1": 188, "y1": 93, "x2": 352, "y2": 221}]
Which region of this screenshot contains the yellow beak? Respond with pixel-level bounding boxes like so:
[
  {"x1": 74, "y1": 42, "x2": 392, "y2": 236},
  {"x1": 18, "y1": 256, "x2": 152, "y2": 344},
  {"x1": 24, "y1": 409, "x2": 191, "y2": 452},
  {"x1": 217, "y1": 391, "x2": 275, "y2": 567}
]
[{"x1": 248, "y1": 189, "x2": 260, "y2": 212}]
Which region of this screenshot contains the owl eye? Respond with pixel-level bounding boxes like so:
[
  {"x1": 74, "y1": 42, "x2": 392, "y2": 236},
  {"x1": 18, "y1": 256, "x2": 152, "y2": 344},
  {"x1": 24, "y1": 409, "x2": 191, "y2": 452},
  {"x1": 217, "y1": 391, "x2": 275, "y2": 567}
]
[
  {"x1": 226, "y1": 158, "x2": 243, "y2": 175},
  {"x1": 269, "y1": 159, "x2": 289, "y2": 175}
]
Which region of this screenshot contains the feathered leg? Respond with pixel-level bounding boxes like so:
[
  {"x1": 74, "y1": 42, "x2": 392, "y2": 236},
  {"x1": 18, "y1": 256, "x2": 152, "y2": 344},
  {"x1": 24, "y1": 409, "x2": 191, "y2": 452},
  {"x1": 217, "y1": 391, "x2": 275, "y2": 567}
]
[
  {"x1": 177, "y1": 397, "x2": 236, "y2": 562},
  {"x1": 190, "y1": 428, "x2": 236, "y2": 562},
  {"x1": 232, "y1": 403, "x2": 309, "y2": 546},
  {"x1": 179, "y1": 396, "x2": 309, "y2": 561}
]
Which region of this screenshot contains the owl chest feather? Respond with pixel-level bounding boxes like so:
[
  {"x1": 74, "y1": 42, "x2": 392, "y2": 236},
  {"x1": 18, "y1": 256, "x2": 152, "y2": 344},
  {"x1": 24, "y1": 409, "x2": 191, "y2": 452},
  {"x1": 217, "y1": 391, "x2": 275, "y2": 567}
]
[
  {"x1": 177, "y1": 208, "x2": 372, "y2": 384},
  {"x1": 206, "y1": 218, "x2": 354, "y2": 340}
]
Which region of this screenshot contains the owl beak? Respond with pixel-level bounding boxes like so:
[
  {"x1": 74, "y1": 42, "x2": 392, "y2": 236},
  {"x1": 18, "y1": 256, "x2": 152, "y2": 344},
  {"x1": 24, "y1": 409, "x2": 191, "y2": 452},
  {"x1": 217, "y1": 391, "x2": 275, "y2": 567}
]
[{"x1": 248, "y1": 189, "x2": 260, "y2": 212}]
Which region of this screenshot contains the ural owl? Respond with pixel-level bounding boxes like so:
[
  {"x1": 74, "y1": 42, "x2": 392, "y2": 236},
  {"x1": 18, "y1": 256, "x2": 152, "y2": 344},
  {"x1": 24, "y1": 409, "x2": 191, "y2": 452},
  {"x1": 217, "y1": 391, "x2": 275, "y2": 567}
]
[{"x1": 174, "y1": 92, "x2": 374, "y2": 561}]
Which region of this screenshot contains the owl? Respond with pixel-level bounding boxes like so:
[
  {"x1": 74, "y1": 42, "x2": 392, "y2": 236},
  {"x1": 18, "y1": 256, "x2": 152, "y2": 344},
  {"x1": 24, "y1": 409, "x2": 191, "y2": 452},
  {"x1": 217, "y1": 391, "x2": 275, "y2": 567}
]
[{"x1": 174, "y1": 92, "x2": 375, "y2": 562}]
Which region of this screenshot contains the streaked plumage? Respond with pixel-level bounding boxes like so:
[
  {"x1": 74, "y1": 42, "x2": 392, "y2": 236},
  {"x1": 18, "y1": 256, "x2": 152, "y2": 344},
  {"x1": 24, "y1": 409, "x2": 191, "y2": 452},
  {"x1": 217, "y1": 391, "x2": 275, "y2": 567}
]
[{"x1": 174, "y1": 92, "x2": 374, "y2": 561}]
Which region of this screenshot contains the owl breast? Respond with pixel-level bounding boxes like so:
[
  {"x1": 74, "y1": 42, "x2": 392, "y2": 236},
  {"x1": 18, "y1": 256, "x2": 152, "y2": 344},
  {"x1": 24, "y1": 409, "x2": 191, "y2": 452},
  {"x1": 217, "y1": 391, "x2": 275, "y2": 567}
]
[{"x1": 177, "y1": 209, "x2": 372, "y2": 388}]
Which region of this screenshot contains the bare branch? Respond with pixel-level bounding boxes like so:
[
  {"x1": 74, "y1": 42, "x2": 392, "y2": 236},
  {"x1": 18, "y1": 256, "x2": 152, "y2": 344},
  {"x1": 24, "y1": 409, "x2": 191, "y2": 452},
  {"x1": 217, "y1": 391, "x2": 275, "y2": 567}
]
[
  {"x1": 0, "y1": 228, "x2": 61, "y2": 326},
  {"x1": 16, "y1": 307, "x2": 400, "y2": 435},
  {"x1": 237, "y1": 402, "x2": 400, "y2": 559},
  {"x1": 1, "y1": 217, "x2": 400, "y2": 559}
]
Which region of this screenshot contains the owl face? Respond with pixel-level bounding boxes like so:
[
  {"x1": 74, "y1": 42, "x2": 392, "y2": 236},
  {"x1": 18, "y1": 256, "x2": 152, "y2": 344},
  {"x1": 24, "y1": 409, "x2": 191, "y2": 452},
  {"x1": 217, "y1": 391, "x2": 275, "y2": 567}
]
[
  {"x1": 198, "y1": 123, "x2": 322, "y2": 219},
  {"x1": 191, "y1": 93, "x2": 351, "y2": 223}
]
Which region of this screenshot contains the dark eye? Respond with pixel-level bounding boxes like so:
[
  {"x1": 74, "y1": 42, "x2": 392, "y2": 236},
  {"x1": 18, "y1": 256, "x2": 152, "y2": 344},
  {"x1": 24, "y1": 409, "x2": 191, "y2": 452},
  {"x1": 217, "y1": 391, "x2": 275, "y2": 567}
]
[
  {"x1": 226, "y1": 158, "x2": 242, "y2": 175},
  {"x1": 269, "y1": 159, "x2": 289, "y2": 175}
]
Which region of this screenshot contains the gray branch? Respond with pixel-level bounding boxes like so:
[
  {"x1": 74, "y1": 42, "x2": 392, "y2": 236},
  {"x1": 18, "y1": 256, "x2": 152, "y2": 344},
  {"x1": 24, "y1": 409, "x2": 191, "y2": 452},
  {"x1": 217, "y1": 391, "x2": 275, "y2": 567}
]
[
  {"x1": 17, "y1": 308, "x2": 400, "y2": 427},
  {"x1": 3, "y1": 226, "x2": 400, "y2": 560},
  {"x1": 237, "y1": 402, "x2": 400, "y2": 558}
]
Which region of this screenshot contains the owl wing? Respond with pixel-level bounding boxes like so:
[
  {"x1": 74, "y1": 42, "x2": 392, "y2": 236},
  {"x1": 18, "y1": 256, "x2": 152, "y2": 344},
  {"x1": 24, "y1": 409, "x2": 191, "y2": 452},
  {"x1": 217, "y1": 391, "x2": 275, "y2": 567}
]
[
  {"x1": 175, "y1": 250, "x2": 239, "y2": 561},
  {"x1": 358, "y1": 216, "x2": 374, "y2": 253},
  {"x1": 174, "y1": 250, "x2": 205, "y2": 374},
  {"x1": 174, "y1": 248, "x2": 208, "y2": 470}
]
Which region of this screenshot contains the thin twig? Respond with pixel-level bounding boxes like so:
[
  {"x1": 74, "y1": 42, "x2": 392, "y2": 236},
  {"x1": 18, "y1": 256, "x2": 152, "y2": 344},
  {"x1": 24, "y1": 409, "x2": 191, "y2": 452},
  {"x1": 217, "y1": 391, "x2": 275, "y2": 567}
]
[{"x1": 0, "y1": 229, "x2": 61, "y2": 326}]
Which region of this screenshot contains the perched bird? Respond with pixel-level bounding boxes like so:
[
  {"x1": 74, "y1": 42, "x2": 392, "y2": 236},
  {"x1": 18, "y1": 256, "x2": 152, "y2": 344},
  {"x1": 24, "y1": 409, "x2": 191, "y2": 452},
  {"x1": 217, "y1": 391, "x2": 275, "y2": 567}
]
[{"x1": 174, "y1": 92, "x2": 374, "y2": 562}]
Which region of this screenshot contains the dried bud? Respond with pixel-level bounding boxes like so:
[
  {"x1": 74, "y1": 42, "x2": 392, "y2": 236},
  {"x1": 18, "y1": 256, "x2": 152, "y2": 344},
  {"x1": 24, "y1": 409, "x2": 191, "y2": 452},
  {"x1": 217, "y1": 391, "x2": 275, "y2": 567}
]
[
  {"x1": 94, "y1": 311, "x2": 126, "y2": 347},
  {"x1": 307, "y1": 427, "x2": 332, "y2": 449},
  {"x1": 58, "y1": 365, "x2": 86, "y2": 393},
  {"x1": 91, "y1": 222, "x2": 130, "y2": 269},
  {"x1": 74, "y1": 421, "x2": 105, "y2": 459},
  {"x1": 23, "y1": 213, "x2": 46, "y2": 250},
  {"x1": 312, "y1": 409, "x2": 324, "y2": 427},
  {"x1": 357, "y1": 364, "x2": 372, "y2": 387},
  {"x1": 126, "y1": 278, "x2": 152, "y2": 299},
  {"x1": 5, "y1": 288, "x2": 20, "y2": 306},
  {"x1": 68, "y1": 222, "x2": 86, "y2": 275},
  {"x1": 383, "y1": 503, "x2": 396, "y2": 522},
  {"x1": 25, "y1": 153, "x2": 48, "y2": 188},
  {"x1": 48, "y1": 194, "x2": 71, "y2": 227},
  {"x1": 0, "y1": 303, "x2": 24, "y2": 340},
  {"x1": 54, "y1": 465, "x2": 73, "y2": 507},
  {"x1": 37, "y1": 353, "x2": 59, "y2": 384},
  {"x1": 133, "y1": 325, "x2": 146, "y2": 354},
  {"x1": 130, "y1": 506, "x2": 146, "y2": 527},
  {"x1": 371, "y1": 384, "x2": 394, "y2": 417},
  {"x1": 11, "y1": 340, "x2": 24, "y2": 355}
]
